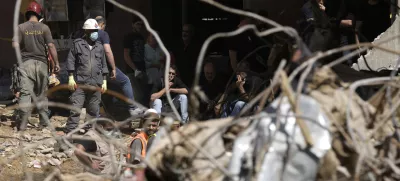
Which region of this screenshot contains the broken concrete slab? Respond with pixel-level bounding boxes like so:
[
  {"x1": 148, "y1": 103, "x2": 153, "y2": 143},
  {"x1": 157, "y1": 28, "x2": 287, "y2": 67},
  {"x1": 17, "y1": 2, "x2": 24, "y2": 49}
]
[{"x1": 353, "y1": 14, "x2": 400, "y2": 72}]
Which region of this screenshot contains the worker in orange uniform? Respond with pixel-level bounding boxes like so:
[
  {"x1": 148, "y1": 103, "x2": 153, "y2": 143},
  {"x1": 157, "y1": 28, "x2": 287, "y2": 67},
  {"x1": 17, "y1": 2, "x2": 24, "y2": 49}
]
[{"x1": 127, "y1": 109, "x2": 160, "y2": 164}]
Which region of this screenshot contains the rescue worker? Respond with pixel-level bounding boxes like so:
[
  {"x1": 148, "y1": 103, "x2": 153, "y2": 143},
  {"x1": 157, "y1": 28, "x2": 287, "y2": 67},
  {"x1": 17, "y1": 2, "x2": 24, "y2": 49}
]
[
  {"x1": 95, "y1": 16, "x2": 142, "y2": 116},
  {"x1": 61, "y1": 19, "x2": 108, "y2": 134},
  {"x1": 12, "y1": 1, "x2": 60, "y2": 131},
  {"x1": 127, "y1": 109, "x2": 159, "y2": 164},
  {"x1": 74, "y1": 120, "x2": 116, "y2": 174}
]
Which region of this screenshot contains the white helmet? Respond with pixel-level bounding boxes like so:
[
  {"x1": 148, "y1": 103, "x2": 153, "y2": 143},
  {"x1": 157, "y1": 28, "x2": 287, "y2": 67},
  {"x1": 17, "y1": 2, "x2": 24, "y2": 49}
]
[
  {"x1": 144, "y1": 109, "x2": 159, "y2": 116},
  {"x1": 82, "y1": 19, "x2": 99, "y2": 30}
]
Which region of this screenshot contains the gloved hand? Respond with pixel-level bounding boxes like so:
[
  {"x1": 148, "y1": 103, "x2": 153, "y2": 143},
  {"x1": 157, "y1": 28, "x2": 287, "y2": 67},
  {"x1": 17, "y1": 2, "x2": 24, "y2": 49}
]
[
  {"x1": 68, "y1": 75, "x2": 77, "y2": 91},
  {"x1": 101, "y1": 80, "x2": 107, "y2": 93}
]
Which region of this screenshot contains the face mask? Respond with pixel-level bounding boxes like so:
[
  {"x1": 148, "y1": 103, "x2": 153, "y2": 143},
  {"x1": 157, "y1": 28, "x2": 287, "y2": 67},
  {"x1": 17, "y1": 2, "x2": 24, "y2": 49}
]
[{"x1": 90, "y1": 32, "x2": 98, "y2": 41}]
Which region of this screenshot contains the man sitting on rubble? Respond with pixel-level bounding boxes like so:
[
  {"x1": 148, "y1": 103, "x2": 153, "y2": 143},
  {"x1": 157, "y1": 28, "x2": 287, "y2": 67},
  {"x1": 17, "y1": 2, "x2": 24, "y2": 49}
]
[
  {"x1": 127, "y1": 109, "x2": 160, "y2": 164},
  {"x1": 150, "y1": 65, "x2": 189, "y2": 123},
  {"x1": 59, "y1": 19, "x2": 108, "y2": 135},
  {"x1": 74, "y1": 120, "x2": 116, "y2": 174}
]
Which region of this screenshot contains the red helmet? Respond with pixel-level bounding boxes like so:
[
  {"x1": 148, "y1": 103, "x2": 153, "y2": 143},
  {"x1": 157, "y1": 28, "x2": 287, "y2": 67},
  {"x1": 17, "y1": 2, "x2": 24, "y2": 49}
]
[{"x1": 26, "y1": 1, "x2": 42, "y2": 17}]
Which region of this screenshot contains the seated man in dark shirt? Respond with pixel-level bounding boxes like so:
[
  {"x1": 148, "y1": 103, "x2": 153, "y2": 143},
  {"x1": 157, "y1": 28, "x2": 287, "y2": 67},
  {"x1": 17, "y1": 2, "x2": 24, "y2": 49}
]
[
  {"x1": 215, "y1": 61, "x2": 265, "y2": 118},
  {"x1": 150, "y1": 65, "x2": 189, "y2": 123},
  {"x1": 199, "y1": 61, "x2": 227, "y2": 119}
]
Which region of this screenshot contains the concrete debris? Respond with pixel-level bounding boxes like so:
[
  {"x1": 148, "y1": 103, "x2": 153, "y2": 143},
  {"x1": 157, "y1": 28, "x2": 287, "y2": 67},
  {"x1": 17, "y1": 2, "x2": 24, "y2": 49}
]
[
  {"x1": 58, "y1": 172, "x2": 109, "y2": 181},
  {"x1": 39, "y1": 148, "x2": 54, "y2": 154},
  {"x1": 28, "y1": 160, "x2": 42, "y2": 169},
  {"x1": 53, "y1": 152, "x2": 67, "y2": 159},
  {"x1": 353, "y1": 14, "x2": 400, "y2": 72},
  {"x1": 5, "y1": 147, "x2": 13, "y2": 152},
  {"x1": 48, "y1": 158, "x2": 62, "y2": 166},
  {"x1": 22, "y1": 133, "x2": 32, "y2": 141},
  {"x1": 146, "y1": 67, "x2": 400, "y2": 181},
  {"x1": 28, "y1": 117, "x2": 39, "y2": 127},
  {"x1": 27, "y1": 152, "x2": 36, "y2": 157}
]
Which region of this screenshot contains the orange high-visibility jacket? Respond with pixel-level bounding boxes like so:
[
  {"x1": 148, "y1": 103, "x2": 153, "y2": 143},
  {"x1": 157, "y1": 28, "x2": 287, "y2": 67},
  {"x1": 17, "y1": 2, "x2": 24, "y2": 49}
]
[{"x1": 127, "y1": 132, "x2": 148, "y2": 160}]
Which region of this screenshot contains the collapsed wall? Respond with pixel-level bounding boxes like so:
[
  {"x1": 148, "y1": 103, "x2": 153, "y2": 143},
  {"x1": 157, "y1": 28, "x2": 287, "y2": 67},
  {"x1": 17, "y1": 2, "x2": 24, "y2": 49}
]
[{"x1": 353, "y1": 14, "x2": 400, "y2": 72}]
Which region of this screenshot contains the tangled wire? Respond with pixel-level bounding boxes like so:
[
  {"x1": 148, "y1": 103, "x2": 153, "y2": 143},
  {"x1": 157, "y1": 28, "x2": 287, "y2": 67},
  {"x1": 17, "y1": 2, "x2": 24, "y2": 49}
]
[{"x1": 3, "y1": 0, "x2": 400, "y2": 180}]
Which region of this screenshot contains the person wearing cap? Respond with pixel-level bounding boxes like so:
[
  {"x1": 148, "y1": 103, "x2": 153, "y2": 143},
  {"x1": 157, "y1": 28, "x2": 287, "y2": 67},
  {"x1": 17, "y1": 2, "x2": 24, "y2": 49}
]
[
  {"x1": 12, "y1": 1, "x2": 60, "y2": 131},
  {"x1": 127, "y1": 109, "x2": 160, "y2": 164},
  {"x1": 61, "y1": 19, "x2": 108, "y2": 134},
  {"x1": 95, "y1": 16, "x2": 142, "y2": 116}
]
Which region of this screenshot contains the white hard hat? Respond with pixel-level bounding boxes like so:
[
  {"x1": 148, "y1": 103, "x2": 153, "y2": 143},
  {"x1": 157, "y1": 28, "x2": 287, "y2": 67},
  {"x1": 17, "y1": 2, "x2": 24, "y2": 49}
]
[
  {"x1": 82, "y1": 19, "x2": 99, "y2": 30},
  {"x1": 144, "y1": 109, "x2": 158, "y2": 116}
]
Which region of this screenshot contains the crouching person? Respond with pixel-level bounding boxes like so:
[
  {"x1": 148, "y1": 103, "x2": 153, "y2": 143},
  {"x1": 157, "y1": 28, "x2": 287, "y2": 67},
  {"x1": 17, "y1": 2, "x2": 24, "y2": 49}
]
[
  {"x1": 74, "y1": 120, "x2": 115, "y2": 174},
  {"x1": 61, "y1": 19, "x2": 108, "y2": 135},
  {"x1": 127, "y1": 110, "x2": 160, "y2": 164},
  {"x1": 150, "y1": 65, "x2": 189, "y2": 123}
]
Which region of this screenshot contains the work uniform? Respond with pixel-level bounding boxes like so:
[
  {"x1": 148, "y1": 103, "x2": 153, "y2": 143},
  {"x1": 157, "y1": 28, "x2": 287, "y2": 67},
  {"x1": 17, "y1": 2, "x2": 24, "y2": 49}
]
[
  {"x1": 127, "y1": 132, "x2": 148, "y2": 164},
  {"x1": 65, "y1": 38, "x2": 108, "y2": 133},
  {"x1": 13, "y1": 21, "x2": 54, "y2": 129}
]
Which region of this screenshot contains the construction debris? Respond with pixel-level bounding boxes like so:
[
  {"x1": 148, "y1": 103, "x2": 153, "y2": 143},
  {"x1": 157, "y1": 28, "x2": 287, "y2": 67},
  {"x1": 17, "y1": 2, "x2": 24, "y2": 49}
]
[{"x1": 2, "y1": 0, "x2": 400, "y2": 181}]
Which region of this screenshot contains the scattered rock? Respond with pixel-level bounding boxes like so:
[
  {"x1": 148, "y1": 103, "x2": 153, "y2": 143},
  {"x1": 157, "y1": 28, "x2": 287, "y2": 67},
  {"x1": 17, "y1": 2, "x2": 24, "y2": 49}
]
[
  {"x1": 48, "y1": 158, "x2": 62, "y2": 166},
  {"x1": 53, "y1": 152, "x2": 67, "y2": 159},
  {"x1": 22, "y1": 133, "x2": 32, "y2": 141},
  {"x1": 28, "y1": 160, "x2": 41, "y2": 168},
  {"x1": 45, "y1": 153, "x2": 52, "y2": 158},
  {"x1": 5, "y1": 147, "x2": 13, "y2": 152},
  {"x1": 27, "y1": 152, "x2": 36, "y2": 157},
  {"x1": 37, "y1": 145, "x2": 46, "y2": 150},
  {"x1": 42, "y1": 128, "x2": 51, "y2": 134},
  {"x1": 44, "y1": 139, "x2": 57, "y2": 147},
  {"x1": 66, "y1": 149, "x2": 74, "y2": 157},
  {"x1": 28, "y1": 117, "x2": 39, "y2": 126},
  {"x1": 39, "y1": 148, "x2": 54, "y2": 154}
]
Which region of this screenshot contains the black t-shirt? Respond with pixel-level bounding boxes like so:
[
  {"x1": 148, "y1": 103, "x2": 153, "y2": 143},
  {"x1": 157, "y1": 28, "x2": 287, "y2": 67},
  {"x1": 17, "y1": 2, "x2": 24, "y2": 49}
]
[
  {"x1": 228, "y1": 30, "x2": 268, "y2": 74},
  {"x1": 123, "y1": 32, "x2": 145, "y2": 73},
  {"x1": 199, "y1": 76, "x2": 227, "y2": 101},
  {"x1": 151, "y1": 77, "x2": 188, "y2": 101},
  {"x1": 174, "y1": 41, "x2": 201, "y2": 88},
  {"x1": 357, "y1": 0, "x2": 390, "y2": 42}
]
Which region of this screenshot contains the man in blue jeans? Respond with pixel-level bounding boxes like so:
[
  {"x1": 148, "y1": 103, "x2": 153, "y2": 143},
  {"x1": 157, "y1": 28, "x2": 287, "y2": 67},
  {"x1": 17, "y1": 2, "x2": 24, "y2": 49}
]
[
  {"x1": 150, "y1": 65, "x2": 189, "y2": 123},
  {"x1": 216, "y1": 62, "x2": 264, "y2": 118},
  {"x1": 95, "y1": 16, "x2": 141, "y2": 116}
]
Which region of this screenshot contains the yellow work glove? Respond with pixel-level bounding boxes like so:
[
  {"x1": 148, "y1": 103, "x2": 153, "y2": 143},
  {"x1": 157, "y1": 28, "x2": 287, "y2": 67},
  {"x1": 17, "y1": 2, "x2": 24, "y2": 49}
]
[
  {"x1": 68, "y1": 75, "x2": 77, "y2": 91},
  {"x1": 101, "y1": 80, "x2": 107, "y2": 93}
]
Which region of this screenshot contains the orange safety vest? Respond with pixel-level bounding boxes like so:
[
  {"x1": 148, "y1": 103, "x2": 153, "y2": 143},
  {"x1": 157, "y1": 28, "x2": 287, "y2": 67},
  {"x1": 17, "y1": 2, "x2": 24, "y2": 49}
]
[{"x1": 127, "y1": 132, "x2": 148, "y2": 160}]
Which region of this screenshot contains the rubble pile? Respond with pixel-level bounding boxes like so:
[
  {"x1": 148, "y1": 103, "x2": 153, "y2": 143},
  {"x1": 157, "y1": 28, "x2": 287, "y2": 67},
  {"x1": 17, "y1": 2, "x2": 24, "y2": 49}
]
[{"x1": 146, "y1": 67, "x2": 400, "y2": 181}]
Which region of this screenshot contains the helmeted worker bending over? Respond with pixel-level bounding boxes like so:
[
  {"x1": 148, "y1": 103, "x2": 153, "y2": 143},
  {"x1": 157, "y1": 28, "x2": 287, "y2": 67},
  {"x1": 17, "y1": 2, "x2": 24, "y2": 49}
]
[
  {"x1": 12, "y1": 1, "x2": 60, "y2": 131},
  {"x1": 61, "y1": 19, "x2": 108, "y2": 134}
]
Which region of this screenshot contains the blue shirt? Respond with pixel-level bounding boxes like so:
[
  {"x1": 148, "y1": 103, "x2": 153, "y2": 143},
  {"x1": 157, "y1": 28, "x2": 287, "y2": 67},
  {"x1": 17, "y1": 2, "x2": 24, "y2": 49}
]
[{"x1": 98, "y1": 30, "x2": 110, "y2": 45}]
